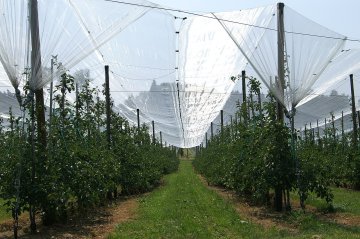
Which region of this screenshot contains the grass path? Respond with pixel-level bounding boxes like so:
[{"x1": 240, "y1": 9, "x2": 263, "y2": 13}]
[
  {"x1": 109, "y1": 160, "x2": 282, "y2": 238},
  {"x1": 1, "y1": 159, "x2": 359, "y2": 238}
]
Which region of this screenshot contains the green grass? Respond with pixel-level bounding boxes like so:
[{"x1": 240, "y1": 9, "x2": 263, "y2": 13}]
[
  {"x1": 284, "y1": 211, "x2": 360, "y2": 239},
  {"x1": 0, "y1": 198, "x2": 11, "y2": 222},
  {"x1": 109, "y1": 160, "x2": 360, "y2": 238},
  {"x1": 301, "y1": 187, "x2": 360, "y2": 215},
  {"x1": 109, "y1": 160, "x2": 282, "y2": 238}
]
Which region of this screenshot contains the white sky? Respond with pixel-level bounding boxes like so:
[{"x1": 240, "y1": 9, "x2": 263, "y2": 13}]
[{"x1": 149, "y1": 0, "x2": 360, "y2": 49}]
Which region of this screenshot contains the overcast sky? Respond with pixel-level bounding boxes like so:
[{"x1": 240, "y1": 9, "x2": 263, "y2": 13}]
[{"x1": 149, "y1": 0, "x2": 360, "y2": 49}]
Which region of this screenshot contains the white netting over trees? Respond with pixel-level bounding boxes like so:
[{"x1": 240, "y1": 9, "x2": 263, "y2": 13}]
[{"x1": 0, "y1": 0, "x2": 360, "y2": 147}]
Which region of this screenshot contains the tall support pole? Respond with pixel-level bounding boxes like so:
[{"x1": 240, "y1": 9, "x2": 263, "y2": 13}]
[
  {"x1": 152, "y1": 121, "x2": 155, "y2": 144},
  {"x1": 242, "y1": 70, "x2": 247, "y2": 124},
  {"x1": 211, "y1": 122, "x2": 213, "y2": 139},
  {"x1": 275, "y1": 2, "x2": 285, "y2": 212},
  {"x1": 220, "y1": 110, "x2": 224, "y2": 135},
  {"x1": 341, "y1": 111, "x2": 344, "y2": 139},
  {"x1": 29, "y1": 0, "x2": 46, "y2": 233},
  {"x1": 230, "y1": 115, "x2": 233, "y2": 140},
  {"x1": 31, "y1": 0, "x2": 46, "y2": 149},
  {"x1": 317, "y1": 119, "x2": 320, "y2": 144},
  {"x1": 205, "y1": 132, "x2": 208, "y2": 148},
  {"x1": 105, "y1": 65, "x2": 111, "y2": 149},
  {"x1": 277, "y1": 2, "x2": 285, "y2": 124},
  {"x1": 49, "y1": 58, "x2": 54, "y2": 127},
  {"x1": 137, "y1": 109, "x2": 140, "y2": 129},
  {"x1": 160, "y1": 131, "x2": 163, "y2": 147},
  {"x1": 350, "y1": 74, "x2": 358, "y2": 147},
  {"x1": 75, "y1": 82, "x2": 79, "y2": 119}
]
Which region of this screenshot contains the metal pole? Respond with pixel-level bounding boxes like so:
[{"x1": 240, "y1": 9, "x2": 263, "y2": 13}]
[
  {"x1": 105, "y1": 65, "x2": 111, "y2": 149},
  {"x1": 75, "y1": 82, "x2": 79, "y2": 119},
  {"x1": 242, "y1": 70, "x2": 247, "y2": 124},
  {"x1": 29, "y1": 0, "x2": 43, "y2": 233},
  {"x1": 205, "y1": 132, "x2": 208, "y2": 148},
  {"x1": 152, "y1": 120, "x2": 155, "y2": 144},
  {"x1": 49, "y1": 58, "x2": 54, "y2": 124},
  {"x1": 220, "y1": 110, "x2": 224, "y2": 135},
  {"x1": 137, "y1": 109, "x2": 140, "y2": 129},
  {"x1": 341, "y1": 111, "x2": 344, "y2": 139},
  {"x1": 350, "y1": 74, "x2": 358, "y2": 146},
  {"x1": 275, "y1": 2, "x2": 285, "y2": 212},
  {"x1": 160, "y1": 131, "x2": 163, "y2": 147}
]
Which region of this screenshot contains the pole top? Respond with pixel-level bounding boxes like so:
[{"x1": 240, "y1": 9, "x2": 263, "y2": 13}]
[{"x1": 277, "y1": 2, "x2": 285, "y2": 9}]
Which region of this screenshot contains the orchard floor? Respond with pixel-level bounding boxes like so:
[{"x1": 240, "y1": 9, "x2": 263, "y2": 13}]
[{"x1": 1, "y1": 159, "x2": 360, "y2": 238}]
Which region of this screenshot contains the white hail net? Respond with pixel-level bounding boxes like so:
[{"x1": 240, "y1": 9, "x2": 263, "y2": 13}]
[{"x1": 0, "y1": 0, "x2": 359, "y2": 147}]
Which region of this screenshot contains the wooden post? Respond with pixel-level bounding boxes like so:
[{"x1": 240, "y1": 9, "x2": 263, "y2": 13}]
[
  {"x1": 137, "y1": 109, "x2": 140, "y2": 129},
  {"x1": 274, "y1": 2, "x2": 286, "y2": 212},
  {"x1": 242, "y1": 70, "x2": 247, "y2": 124},
  {"x1": 105, "y1": 65, "x2": 111, "y2": 149},
  {"x1": 152, "y1": 120, "x2": 155, "y2": 144},
  {"x1": 350, "y1": 74, "x2": 358, "y2": 146}
]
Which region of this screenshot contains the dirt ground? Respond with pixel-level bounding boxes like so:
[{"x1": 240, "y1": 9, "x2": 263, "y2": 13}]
[
  {"x1": 198, "y1": 174, "x2": 360, "y2": 232},
  {"x1": 0, "y1": 196, "x2": 139, "y2": 239},
  {"x1": 1, "y1": 175, "x2": 358, "y2": 238}
]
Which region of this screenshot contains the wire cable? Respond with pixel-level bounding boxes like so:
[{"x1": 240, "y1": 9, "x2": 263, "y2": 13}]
[{"x1": 104, "y1": 0, "x2": 360, "y2": 43}]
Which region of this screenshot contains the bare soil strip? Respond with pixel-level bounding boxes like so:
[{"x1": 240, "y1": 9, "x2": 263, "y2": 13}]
[
  {"x1": 198, "y1": 174, "x2": 360, "y2": 231},
  {"x1": 0, "y1": 196, "x2": 139, "y2": 239}
]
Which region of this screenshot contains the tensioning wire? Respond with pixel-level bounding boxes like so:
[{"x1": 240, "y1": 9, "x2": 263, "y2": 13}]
[{"x1": 104, "y1": 0, "x2": 360, "y2": 43}]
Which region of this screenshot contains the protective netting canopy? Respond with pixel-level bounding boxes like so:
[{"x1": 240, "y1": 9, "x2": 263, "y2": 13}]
[{"x1": 0, "y1": 0, "x2": 360, "y2": 147}]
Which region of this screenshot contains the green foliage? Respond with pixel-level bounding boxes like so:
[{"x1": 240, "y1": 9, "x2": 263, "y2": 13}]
[
  {"x1": 194, "y1": 79, "x2": 295, "y2": 205},
  {"x1": 0, "y1": 72, "x2": 179, "y2": 225},
  {"x1": 193, "y1": 77, "x2": 351, "y2": 210}
]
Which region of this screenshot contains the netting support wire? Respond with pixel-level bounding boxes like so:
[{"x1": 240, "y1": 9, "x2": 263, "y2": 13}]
[
  {"x1": 288, "y1": 107, "x2": 297, "y2": 209},
  {"x1": 176, "y1": 82, "x2": 186, "y2": 146},
  {"x1": 350, "y1": 74, "x2": 358, "y2": 147},
  {"x1": 105, "y1": 65, "x2": 111, "y2": 149},
  {"x1": 13, "y1": 109, "x2": 26, "y2": 239},
  {"x1": 210, "y1": 13, "x2": 272, "y2": 107}
]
